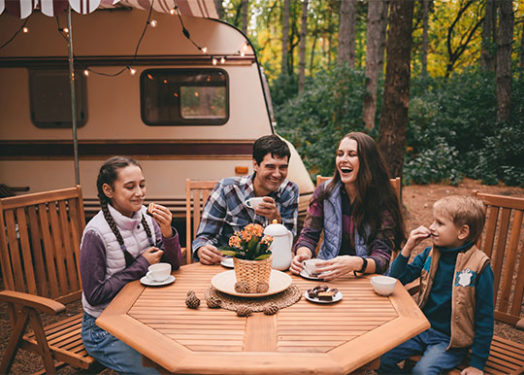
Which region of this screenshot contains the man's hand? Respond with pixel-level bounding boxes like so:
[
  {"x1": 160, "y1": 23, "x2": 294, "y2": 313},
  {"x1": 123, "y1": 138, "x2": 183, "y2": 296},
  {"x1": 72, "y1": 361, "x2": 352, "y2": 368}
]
[
  {"x1": 254, "y1": 196, "x2": 281, "y2": 223},
  {"x1": 461, "y1": 366, "x2": 483, "y2": 375},
  {"x1": 197, "y1": 244, "x2": 223, "y2": 265}
]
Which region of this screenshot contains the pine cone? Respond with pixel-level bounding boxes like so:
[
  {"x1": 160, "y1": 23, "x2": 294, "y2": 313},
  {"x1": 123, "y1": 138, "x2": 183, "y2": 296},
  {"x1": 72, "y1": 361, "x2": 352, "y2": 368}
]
[
  {"x1": 187, "y1": 290, "x2": 196, "y2": 297},
  {"x1": 185, "y1": 293, "x2": 200, "y2": 309},
  {"x1": 256, "y1": 281, "x2": 269, "y2": 293},
  {"x1": 263, "y1": 304, "x2": 279, "y2": 315},
  {"x1": 234, "y1": 281, "x2": 250, "y2": 293},
  {"x1": 206, "y1": 296, "x2": 222, "y2": 308},
  {"x1": 236, "y1": 306, "x2": 252, "y2": 317}
]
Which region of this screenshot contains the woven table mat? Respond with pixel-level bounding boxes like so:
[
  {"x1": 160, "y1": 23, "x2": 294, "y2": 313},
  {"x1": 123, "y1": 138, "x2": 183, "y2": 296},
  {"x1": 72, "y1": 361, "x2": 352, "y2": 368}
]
[{"x1": 205, "y1": 285, "x2": 302, "y2": 312}]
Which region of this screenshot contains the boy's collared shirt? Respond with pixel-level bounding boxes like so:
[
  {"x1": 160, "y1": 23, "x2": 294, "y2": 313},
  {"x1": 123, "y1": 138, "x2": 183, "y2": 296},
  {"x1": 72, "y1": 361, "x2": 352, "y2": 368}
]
[{"x1": 192, "y1": 173, "x2": 298, "y2": 257}]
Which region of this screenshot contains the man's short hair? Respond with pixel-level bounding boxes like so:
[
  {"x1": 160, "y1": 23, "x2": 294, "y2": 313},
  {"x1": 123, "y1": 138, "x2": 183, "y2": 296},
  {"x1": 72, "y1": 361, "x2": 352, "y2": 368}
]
[
  {"x1": 433, "y1": 195, "x2": 486, "y2": 243},
  {"x1": 252, "y1": 135, "x2": 291, "y2": 165}
]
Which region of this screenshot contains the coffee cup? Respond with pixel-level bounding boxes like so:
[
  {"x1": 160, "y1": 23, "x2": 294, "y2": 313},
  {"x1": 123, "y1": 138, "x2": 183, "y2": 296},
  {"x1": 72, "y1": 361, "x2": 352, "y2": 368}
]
[
  {"x1": 244, "y1": 197, "x2": 264, "y2": 209},
  {"x1": 146, "y1": 262, "x2": 171, "y2": 282},
  {"x1": 302, "y1": 258, "x2": 323, "y2": 277}
]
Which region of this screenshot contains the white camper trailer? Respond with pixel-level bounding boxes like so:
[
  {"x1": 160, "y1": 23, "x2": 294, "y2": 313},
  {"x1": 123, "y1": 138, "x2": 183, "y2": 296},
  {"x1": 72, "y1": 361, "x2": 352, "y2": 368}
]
[{"x1": 0, "y1": 4, "x2": 314, "y2": 239}]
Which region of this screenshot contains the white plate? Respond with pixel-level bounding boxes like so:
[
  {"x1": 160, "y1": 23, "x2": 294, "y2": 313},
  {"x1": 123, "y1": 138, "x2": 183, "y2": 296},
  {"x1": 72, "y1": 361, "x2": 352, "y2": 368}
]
[
  {"x1": 299, "y1": 269, "x2": 325, "y2": 281},
  {"x1": 220, "y1": 257, "x2": 234, "y2": 268},
  {"x1": 140, "y1": 275, "x2": 175, "y2": 287},
  {"x1": 304, "y1": 290, "x2": 343, "y2": 304},
  {"x1": 211, "y1": 270, "x2": 292, "y2": 298}
]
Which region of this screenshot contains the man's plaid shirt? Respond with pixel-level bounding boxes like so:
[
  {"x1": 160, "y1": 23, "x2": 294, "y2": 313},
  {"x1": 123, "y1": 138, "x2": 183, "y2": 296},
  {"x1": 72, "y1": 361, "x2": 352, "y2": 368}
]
[{"x1": 192, "y1": 173, "x2": 299, "y2": 258}]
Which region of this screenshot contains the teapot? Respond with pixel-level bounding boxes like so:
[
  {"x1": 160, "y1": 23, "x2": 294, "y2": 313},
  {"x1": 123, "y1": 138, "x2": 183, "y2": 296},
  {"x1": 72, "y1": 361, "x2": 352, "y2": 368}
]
[{"x1": 264, "y1": 219, "x2": 293, "y2": 271}]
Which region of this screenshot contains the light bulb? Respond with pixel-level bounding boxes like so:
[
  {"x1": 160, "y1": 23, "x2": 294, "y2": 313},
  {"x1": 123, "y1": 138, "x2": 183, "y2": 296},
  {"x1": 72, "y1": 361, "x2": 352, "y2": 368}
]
[
  {"x1": 83, "y1": 69, "x2": 89, "y2": 76},
  {"x1": 212, "y1": 58, "x2": 217, "y2": 66},
  {"x1": 22, "y1": 27, "x2": 29, "y2": 33},
  {"x1": 220, "y1": 57, "x2": 226, "y2": 64},
  {"x1": 170, "y1": 8, "x2": 176, "y2": 15},
  {"x1": 129, "y1": 67, "x2": 136, "y2": 75},
  {"x1": 150, "y1": 19, "x2": 158, "y2": 27},
  {"x1": 63, "y1": 27, "x2": 69, "y2": 33},
  {"x1": 201, "y1": 46, "x2": 208, "y2": 54},
  {"x1": 240, "y1": 50, "x2": 245, "y2": 57}
]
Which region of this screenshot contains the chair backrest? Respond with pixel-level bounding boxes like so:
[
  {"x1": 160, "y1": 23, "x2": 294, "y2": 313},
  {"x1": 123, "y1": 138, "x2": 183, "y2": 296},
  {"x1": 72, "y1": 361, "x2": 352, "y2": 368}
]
[
  {"x1": 185, "y1": 179, "x2": 218, "y2": 264},
  {"x1": 315, "y1": 175, "x2": 402, "y2": 202},
  {"x1": 473, "y1": 191, "x2": 524, "y2": 326},
  {"x1": 0, "y1": 186, "x2": 85, "y2": 304}
]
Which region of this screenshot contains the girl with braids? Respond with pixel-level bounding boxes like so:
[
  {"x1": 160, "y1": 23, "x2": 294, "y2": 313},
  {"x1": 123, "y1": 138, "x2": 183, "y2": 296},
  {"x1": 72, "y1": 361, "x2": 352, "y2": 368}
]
[
  {"x1": 290, "y1": 132, "x2": 405, "y2": 280},
  {"x1": 80, "y1": 156, "x2": 182, "y2": 374}
]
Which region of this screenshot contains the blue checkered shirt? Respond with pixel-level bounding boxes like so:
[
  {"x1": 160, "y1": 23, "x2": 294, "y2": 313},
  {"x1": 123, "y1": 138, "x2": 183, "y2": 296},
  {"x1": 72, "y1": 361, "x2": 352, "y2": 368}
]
[{"x1": 192, "y1": 173, "x2": 299, "y2": 258}]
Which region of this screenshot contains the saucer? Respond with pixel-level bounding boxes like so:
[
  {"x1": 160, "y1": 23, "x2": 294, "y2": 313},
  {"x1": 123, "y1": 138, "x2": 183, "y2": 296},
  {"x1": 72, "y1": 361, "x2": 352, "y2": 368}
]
[
  {"x1": 140, "y1": 275, "x2": 175, "y2": 287},
  {"x1": 220, "y1": 257, "x2": 234, "y2": 268},
  {"x1": 211, "y1": 270, "x2": 292, "y2": 297},
  {"x1": 299, "y1": 269, "x2": 324, "y2": 281},
  {"x1": 304, "y1": 290, "x2": 343, "y2": 304}
]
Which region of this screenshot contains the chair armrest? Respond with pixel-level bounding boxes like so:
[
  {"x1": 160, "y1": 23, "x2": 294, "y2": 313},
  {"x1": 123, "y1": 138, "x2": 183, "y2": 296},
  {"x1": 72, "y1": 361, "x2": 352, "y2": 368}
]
[
  {"x1": 0, "y1": 290, "x2": 66, "y2": 315},
  {"x1": 404, "y1": 279, "x2": 420, "y2": 296}
]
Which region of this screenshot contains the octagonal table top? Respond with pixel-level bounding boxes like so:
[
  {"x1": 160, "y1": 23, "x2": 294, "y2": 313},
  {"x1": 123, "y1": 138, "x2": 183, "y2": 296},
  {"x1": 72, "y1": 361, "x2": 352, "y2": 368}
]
[{"x1": 96, "y1": 262, "x2": 429, "y2": 374}]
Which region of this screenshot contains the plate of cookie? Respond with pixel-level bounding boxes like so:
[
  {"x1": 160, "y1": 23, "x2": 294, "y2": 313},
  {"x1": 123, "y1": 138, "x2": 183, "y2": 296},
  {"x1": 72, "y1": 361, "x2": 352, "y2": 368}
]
[{"x1": 304, "y1": 285, "x2": 343, "y2": 304}]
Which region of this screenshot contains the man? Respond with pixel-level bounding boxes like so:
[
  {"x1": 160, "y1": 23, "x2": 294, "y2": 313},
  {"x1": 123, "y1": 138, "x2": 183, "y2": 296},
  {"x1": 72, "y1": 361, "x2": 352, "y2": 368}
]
[{"x1": 193, "y1": 135, "x2": 299, "y2": 264}]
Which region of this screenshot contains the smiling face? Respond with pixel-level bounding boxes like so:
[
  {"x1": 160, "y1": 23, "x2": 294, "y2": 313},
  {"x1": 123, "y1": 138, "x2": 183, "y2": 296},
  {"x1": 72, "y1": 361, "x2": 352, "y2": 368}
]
[
  {"x1": 253, "y1": 153, "x2": 289, "y2": 196},
  {"x1": 102, "y1": 165, "x2": 146, "y2": 217},
  {"x1": 429, "y1": 204, "x2": 469, "y2": 249},
  {"x1": 336, "y1": 137, "x2": 360, "y2": 188}
]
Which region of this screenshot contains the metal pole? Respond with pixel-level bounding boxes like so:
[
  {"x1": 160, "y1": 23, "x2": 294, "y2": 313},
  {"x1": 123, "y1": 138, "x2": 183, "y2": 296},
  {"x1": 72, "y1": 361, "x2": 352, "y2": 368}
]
[{"x1": 67, "y1": 5, "x2": 80, "y2": 185}]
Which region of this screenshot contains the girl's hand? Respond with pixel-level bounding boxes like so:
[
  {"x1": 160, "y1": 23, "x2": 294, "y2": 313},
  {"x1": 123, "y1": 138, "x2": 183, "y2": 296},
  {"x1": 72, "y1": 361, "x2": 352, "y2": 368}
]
[
  {"x1": 315, "y1": 256, "x2": 362, "y2": 281},
  {"x1": 149, "y1": 204, "x2": 173, "y2": 238},
  {"x1": 142, "y1": 247, "x2": 164, "y2": 264},
  {"x1": 401, "y1": 225, "x2": 431, "y2": 257},
  {"x1": 289, "y1": 247, "x2": 313, "y2": 275}
]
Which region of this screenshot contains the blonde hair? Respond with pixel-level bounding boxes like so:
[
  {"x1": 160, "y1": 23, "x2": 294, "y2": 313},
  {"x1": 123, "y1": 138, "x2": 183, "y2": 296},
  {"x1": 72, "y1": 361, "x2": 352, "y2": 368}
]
[{"x1": 433, "y1": 195, "x2": 486, "y2": 243}]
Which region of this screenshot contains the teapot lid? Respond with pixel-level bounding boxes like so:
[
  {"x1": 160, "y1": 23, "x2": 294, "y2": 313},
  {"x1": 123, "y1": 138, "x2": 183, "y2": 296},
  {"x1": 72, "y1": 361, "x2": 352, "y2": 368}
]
[{"x1": 264, "y1": 219, "x2": 288, "y2": 236}]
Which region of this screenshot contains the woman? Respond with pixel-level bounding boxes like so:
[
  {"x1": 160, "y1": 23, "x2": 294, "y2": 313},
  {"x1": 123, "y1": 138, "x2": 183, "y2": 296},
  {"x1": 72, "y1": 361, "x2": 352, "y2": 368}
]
[{"x1": 290, "y1": 132, "x2": 405, "y2": 280}]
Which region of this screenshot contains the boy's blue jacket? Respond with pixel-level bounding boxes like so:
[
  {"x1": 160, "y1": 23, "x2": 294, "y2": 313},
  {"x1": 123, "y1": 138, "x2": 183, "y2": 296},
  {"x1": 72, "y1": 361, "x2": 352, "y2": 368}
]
[{"x1": 390, "y1": 242, "x2": 494, "y2": 370}]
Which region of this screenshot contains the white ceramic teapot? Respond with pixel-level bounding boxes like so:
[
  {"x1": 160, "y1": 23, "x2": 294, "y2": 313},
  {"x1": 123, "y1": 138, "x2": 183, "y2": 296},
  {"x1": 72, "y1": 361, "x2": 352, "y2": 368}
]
[{"x1": 264, "y1": 219, "x2": 293, "y2": 271}]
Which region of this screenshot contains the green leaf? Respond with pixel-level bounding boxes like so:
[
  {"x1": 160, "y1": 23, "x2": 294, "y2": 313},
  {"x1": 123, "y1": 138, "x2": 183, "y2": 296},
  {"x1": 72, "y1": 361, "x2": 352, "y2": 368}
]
[{"x1": 254, "y1": 253, "x2": 272, "y2": 260}]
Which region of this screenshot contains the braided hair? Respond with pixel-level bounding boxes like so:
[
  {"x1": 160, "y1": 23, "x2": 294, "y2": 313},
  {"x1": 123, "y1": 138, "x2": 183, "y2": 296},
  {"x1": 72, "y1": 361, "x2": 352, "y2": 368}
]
[{"x1": 97, "y1": 156, "x2": 154, "y2": 266}]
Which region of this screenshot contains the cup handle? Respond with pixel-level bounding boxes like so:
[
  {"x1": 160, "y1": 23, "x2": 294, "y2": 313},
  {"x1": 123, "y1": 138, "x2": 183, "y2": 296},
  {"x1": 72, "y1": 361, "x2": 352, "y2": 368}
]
[{"x1": 146, "y1": 271, "x2": 152, "y2": 280}]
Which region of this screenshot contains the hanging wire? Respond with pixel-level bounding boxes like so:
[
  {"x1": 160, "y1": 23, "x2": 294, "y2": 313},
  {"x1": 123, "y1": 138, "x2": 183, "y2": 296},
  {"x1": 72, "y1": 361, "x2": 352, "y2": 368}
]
[
  {"x1": 55, "y1": 16, "x2": 70, "y2": 42},
  {"x1": 172, "y1": 0, "x2": 204, "y2": 52},
  {"x1": 0, "y1": 18, "x2": 29, "y2": 51}
]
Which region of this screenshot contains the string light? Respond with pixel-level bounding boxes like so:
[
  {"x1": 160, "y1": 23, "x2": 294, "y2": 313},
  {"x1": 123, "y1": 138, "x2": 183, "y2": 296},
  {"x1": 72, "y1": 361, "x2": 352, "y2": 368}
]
[
  {"x1": 83, "y1": 69, "x2": 90, "y2": 76},
  {"x1": 149, "y1": 19, "x2": 158, "y2": 28},
  {"x1": 128, "y1": 66, "x2": 137, "y2": 75},
  {"x1": 63, "y1": 27, "x2": 69, "y2": 34},
  {"x1": 212, "y1": 57, "x2": 217, "y2": 65},
  {"x1": 220, "y1": 57, "x2": 226, "y2": 64},
  {"x1": 201, "y1": 46, "x2": 208, "y2": 54},
  {"x1": 22, "y1": 27, "x2": 29, "y2": 33},
  {"x1": 0, "y1": 18, "x2": 29, "y2": 52},
  {"x1": 172, "y1": 1, "x2": 207, "y2": 53}
]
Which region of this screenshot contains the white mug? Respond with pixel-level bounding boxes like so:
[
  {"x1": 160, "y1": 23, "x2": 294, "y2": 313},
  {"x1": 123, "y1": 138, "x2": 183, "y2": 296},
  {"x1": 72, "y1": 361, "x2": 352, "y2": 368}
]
[
  {"x1": 302, "y1": 259, "x2": 323, "y2": 277},
  {"x1": 244, "y1": 197, "x2": 264, "y2": 209},
  {"x1": 146, "y1": 262, "x2": 171, "y2": 282}
]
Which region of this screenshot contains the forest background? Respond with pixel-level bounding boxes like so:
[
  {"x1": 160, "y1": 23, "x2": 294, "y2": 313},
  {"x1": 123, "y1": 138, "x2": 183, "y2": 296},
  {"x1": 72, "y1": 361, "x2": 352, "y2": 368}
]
[{"x1": 216, "y1": 0, "x2": 523, "y2": 187}]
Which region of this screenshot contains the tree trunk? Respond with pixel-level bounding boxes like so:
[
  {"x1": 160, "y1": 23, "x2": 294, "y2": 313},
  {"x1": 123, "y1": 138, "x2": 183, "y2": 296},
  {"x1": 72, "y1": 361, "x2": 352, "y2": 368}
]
[
  {"x1": 337, "y1": 0, "x2": 357, "y2": 67},
  {"x1": 481, "y1": 0, "x2": 496, "y2": 71},
  {"x1": 421, "y1": 0, "x2": 429, "y2": 77},
  {"x1": 214, "y1": 0, "x2": 224, "y2": 19},
  {"x1": 521, "y1": 21, "x2": 524, "y2": 76},
  {"x1": 299, "y1": 0, "x2": 309, "y2": 93},
  {"x1": 496, "y1": 0, "x2": 514, "y2": 122},
  {"x1": 378, "y1": 1, "x2": 388, "y2": 76},
  {"x1": 378, "y1": 0, "x2": 415, "y2": 179},
  {"x1": 363, "y1": 0, "x2": 388, "y2": 129},
  {"x1": 281, "y1": 0, "x2": 290, "y2": 75},
  {"x1": 241, "y1": 0, "x2": 248, "y2": 35}
]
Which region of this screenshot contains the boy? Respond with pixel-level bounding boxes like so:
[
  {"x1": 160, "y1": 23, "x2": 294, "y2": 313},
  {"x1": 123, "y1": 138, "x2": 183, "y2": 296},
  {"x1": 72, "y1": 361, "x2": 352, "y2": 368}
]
[{"x1": 379, "y1": 196, "x2": 494, "y2": 375}]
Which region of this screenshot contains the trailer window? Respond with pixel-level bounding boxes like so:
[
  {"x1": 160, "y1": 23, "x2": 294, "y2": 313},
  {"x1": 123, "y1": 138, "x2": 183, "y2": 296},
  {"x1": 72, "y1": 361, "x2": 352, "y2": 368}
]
[
  {"x1": 141, "y1": 69, "x2": 228, "y2": 126},
  {"x1": 29, "y1": 69, "x2": 87, "y2": 128}
]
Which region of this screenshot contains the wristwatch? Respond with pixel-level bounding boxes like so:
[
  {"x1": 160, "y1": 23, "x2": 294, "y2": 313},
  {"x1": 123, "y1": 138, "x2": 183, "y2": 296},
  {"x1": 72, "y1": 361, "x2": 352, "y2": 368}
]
[{"x1": 354, "y1": 256, "x2": 368, "y2": 276}]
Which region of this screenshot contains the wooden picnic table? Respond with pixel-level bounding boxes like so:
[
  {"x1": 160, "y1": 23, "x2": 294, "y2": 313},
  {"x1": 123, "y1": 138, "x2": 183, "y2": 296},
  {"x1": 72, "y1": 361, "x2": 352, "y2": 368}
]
[{"x1": 96, "y1": 263, "x2": 429, "y2": 374}]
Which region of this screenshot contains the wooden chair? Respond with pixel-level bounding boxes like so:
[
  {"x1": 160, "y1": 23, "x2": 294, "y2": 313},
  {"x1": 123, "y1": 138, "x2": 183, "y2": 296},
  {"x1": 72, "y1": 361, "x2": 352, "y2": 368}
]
[
  {"x1": 0, "y1": 186, "x2": 98, "y2": 374},
  {"x1": 315, "y1": 175, "x2": 402, "y2": 202},
  {"x1": 185, "y1": 179, "x2": 218, "y2": 264},
  {"x1": 473, "y1": 192, "x2": 524, "y2": 328}
]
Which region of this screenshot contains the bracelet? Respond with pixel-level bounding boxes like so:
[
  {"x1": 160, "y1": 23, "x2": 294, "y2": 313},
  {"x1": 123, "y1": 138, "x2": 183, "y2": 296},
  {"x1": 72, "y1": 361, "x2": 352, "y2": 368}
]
[{"x1": 353, "y1": 256, "x2": 368, "y2": 277}]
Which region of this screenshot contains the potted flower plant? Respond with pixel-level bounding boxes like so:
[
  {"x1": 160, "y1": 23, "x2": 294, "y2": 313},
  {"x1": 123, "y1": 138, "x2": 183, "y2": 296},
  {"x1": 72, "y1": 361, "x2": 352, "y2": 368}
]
[{"x1": 219, "y1": 223, "x2": 273, "y2": 293}]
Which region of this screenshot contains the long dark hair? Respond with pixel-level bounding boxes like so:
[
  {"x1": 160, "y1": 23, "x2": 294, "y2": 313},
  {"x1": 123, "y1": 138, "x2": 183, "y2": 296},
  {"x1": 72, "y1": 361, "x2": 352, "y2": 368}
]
[
  {"x1": 97, "y1": 156, "x2": 153, "y2": 265},
  {"x1": 318, "y1": 132, "x2": 405, "y2": 249}
]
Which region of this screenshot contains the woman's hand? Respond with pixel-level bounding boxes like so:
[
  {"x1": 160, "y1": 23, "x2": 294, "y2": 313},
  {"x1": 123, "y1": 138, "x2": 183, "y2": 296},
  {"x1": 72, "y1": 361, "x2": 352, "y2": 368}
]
[
  {"x1": 142, "y1": 247, "x2": 164, "y2": 264},
  {"x1": 289, "y1": 247, "x2": 313, "y2": 275},
  {"x1": 149, "y1": 204, "x2": 173, "y2": 238},
  {"x1": 315, "y1": 255, "x2": 363, "y2": 281}
]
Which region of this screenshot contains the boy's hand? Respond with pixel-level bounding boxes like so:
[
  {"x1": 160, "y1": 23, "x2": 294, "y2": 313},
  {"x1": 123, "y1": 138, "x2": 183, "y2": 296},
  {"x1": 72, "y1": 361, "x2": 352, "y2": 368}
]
[
  {"x1": 461, "y1": 366, "x2": 483, "y2": 375},
  {"x1": 401, "y1": 225, "x2": 431, "y2": 258}
]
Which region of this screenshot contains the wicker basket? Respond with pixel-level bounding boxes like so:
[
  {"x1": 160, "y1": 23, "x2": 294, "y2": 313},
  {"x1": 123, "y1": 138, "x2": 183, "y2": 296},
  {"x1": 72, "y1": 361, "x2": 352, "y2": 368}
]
[{"x1": 233, "y1": 256, "x2": 273, "y2": 293}]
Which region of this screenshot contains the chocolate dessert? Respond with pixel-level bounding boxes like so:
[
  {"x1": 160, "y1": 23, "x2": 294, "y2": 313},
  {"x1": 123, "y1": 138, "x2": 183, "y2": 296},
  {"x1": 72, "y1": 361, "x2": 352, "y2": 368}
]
[{"x1": 307, "y1": 285, "x2": 338, "y2": 301}]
